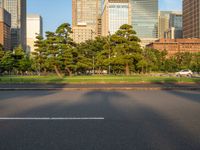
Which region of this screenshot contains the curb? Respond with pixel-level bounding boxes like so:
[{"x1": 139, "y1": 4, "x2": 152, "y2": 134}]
[
  {"x1": 0, "y1": 82, "x2": 200, "y2": 85},
  {"x1": 0, "y1": 87, "x2": 200, "y2": 91}
]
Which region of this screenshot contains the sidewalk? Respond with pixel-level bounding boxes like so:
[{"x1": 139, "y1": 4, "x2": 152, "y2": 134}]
[{"x1": 0, "y1": 83, "x2": 200, "y2": 91}]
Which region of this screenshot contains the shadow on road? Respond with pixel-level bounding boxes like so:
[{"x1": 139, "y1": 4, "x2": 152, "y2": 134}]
[
  {"x1": 0, "y1": 90, "x2": 200, "y2": 150},
  {"x1": 0, "y1": 82, "x2": 67, "y2": 101},
  {"x1": 156, "y1": 81, "x2": 200, "y2": 103}
]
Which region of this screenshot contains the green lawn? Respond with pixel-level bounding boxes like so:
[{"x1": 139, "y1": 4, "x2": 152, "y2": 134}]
[{"x1": 0, "y1": 75, "x2": 199, "y2": 83}]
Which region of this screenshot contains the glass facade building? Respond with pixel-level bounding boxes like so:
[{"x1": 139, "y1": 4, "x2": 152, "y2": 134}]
[
  {"x1": 109, "y1": 3, "x2": 129, "y2": 34},
  {"x1": 2, "y1": 0, "x2": 26, "y2": 50},
  {"x1": 164, "y1": 13, "x2": 183, "y2": 39},
  {"x1": 130, "y1": 0, "x2": 158, "y2": 38},
  {"x1": 101, "y1": 0, "x2": 130, "y2": 36},
  {"x1": 169, "y1": 13, "x2": 182, "y2": 29}
]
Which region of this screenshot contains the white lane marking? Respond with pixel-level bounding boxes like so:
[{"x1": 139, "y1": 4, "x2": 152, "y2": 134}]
[{"x1": 0, "y1": 117, "x2": 104, "y2": 120}]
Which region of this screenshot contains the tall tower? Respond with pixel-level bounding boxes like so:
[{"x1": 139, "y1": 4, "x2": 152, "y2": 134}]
[
  {"x1": 101, "y1": 0, "x2": 130, "y2": 36},
  {"x1": 0, "y1": 7, "x2": 11, "y2": 50},
  {"x1": 183, "y1": 0, "x2": 200, "y2": 38},
  {"x1": 130, "y1": 0, "x2": 158, "y2": 39},
  {"x1": 2, "y1": 0, "x2": 26, "y2": 50},
  {"x1": 72, "y1": 0, "x2": 101, "y2": 43},
  {"x1": 72, "y1": 0, "x2": 101, "y2": 29}
]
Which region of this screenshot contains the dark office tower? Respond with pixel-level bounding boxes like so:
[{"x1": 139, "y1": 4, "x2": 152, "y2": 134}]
[
  {"x1": 183, "y1": 0, "x2": 200, "y2": 38},
  {"x1": 2, "y1": 0, "x2": 26, "y2": 50},
  {"x1": 130, "y1": 0, "x2": 158, "y2": 38}
]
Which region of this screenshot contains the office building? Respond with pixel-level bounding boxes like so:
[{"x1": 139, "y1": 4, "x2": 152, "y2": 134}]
[
  {"x1": 72, "y1": 24, "x2": 95, "y2": 43},
  {"x1": 183, "y1": 0, "x2": 200, "y2": 38},
  {"x1": 102, "y1": 0, "x2": 130, "y2": 36},
  {"x1": 159, "y1": 11, "x2": 182, "y2": 39},
  {"x1": 130, "y1": 0, "x2": 158, "y2": 39},
  {"x1": 159, "y1": 11, "x2": 182, "y2": 38},
  {"x1": 0, "y1": 0, "x2": 3, "y2": 7},
  {"x1": 164, "y1": 13, "x2": 183, "y2": 39},
  {"x1": 147, "y1": 39, "x2": 200, "y2": 56},
  {"x1": 139, "y1": 38, "x2": 158, "y2": 48},
  {"x1": 169, "y1": 13, "x2": 182, "y2": 29},
  {"x1": 72, "y1": 0, "x2": 101, "y2": 43},
  {"x1": 0, "y1": 7, "x2": 11, "y2": 50},
  {"x1": 159, "y1": 11, "x2": 172, "y2": 38},
  {"x1": 26, "y1": 14, "x2": 43, "y2": 54},
  {"x1": 1, "y1": 0, "x2": 26, "y2": 50},
  {"x1": 164, "y1": 27, "x2": 182, "y2": 39}
]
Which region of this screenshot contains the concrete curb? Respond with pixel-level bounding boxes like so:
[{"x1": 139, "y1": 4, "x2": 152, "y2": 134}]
[
  {"x1": 0, "y1": 87, "x2": 200, "y2": 91},
  {"x1": 0, "y1": 82, "x2": 200, "y2": 85}
]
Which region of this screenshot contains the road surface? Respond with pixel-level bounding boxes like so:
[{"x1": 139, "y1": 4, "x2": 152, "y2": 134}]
[{"x1": 0, "y1": 90, "x2": 200, "y2": 150}]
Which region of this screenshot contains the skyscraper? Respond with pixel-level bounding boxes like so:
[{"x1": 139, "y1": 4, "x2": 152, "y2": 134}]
[
  {"x1": 159, "y1": 11, "x2": 174, "y2": 38},
  {"x1": 0, "y1": 7, "x2": 11, "y2": 50},
  {"x1": 1, "y1": 0, "x2": 26, "y2": 50},
  {"x1": 26, "y1": 14, "x2": 43, "y2": 54},
  {"x1": 164, "y1": 12, "x2": 183, "y2": 39},
  {"x1": 130, "y1": 0, "x2": 158, "y2": 39},
  {"x1": 72, "y1": 0, "x2": 101, "y2": 28},
  {"x1": 102, "y1": 0, "x2": 130, "y2": 36},
  {"x1": 169, "y1": 13, "x2": 182, "y2": 29},
  {"x1": 72, "y1": 0, "x2": 101, "y2": 43},
  {"x1": 0, "y1": 0, "x2": 3, "y2": 7},
  {"x1": 159, "y1": 11, "x2": 182, "y2": 39},
  {"x1": 183, "y1": 0, "x2": 200, "y2": 38}
]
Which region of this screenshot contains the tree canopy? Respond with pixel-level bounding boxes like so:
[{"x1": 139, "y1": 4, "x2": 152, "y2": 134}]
[{"x1": 0, "y1": 23, "x2": 200, "y2": 76}]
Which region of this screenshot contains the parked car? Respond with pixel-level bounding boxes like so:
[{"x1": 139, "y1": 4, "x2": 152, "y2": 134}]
[{"x1": 176, "y1": 69, "x2": 193, "y2": 77}]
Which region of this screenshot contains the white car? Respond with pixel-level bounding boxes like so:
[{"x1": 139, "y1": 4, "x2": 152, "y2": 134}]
[{"x1": 176, "y1": 69, "x2": 193, "y2": 77}]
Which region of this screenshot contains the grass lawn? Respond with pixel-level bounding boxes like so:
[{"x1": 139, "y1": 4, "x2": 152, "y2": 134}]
[{"x1": 0, "y1": 75, "x2": 200, "y2": 83}]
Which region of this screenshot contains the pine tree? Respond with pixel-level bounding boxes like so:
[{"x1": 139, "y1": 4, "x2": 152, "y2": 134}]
[{"x1": 32, "y1": 35, "x2": 47, "y2": 75}]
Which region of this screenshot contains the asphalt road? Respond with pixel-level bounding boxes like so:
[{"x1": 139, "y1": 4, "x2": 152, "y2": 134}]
[{"x1": 0, "y1": 90, "x2": 200, "y2": 150}]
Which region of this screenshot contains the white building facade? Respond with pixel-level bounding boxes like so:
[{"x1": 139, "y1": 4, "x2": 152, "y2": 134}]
[{"x1": 26, "y1": 14, "x2": 43, "y2": 54}]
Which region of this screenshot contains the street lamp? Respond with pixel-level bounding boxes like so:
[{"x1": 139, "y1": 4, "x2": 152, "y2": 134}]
[
  {"x1": 92, "y1": 56, "x2": 95, "y2": 75},
  {"x1": 108, "y1": 31, "x2": 111, "y2": 75},
  {"x1": 91, "y1": 30, "x2": 96, "y2": 75}
]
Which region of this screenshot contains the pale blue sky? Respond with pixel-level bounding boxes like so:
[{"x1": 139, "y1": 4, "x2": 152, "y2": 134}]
[{"x1": 27, "y1": 0, "x2": 182, "y2": 33}]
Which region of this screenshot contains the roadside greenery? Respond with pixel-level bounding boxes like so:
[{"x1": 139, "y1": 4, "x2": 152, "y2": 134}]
[
  {"x1": 0, "y1": 75, "x2": 199, "y2": 83},
  {"x1": 0, "y1": 23, "x2": 200, "y2": 77}
]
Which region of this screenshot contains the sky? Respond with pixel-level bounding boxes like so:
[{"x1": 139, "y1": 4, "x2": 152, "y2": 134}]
[{"x1": 27, "y1": 0, "x2": 182, "y2": 34}]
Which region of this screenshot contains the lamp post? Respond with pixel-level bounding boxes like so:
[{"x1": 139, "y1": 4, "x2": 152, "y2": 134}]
[
  {"x1": 91, "y1": 30, "x2": 96, "y2": 75},
  {"x1": 92, "y1": 56, "x2": 95, "y2": 75},
  {"x1": 108, "y1": 31, "x2": 111, "y2": 75}
]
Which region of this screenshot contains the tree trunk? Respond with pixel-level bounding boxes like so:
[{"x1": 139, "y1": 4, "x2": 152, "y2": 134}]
[
  {"x1": 98, "y1": 67, "x2": 101, "y2": 75},
  {"x1": 142, "y1": 65, "x2": 144, "y2": 74},
  {"x1": 125, "y1": 63, "x2": 130, "y2": 76},
  {"x1": 54, "y1": 65, "x2": 63, "y2": 78},
  {"x1": 66, "y1": 67, "x2": 72, "y2": 76}
]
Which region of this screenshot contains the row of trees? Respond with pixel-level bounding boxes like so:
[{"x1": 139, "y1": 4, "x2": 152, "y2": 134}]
[
  {"x1": 0, "y1": 45, "x2": 31, "y2": 75},
  {"x1": 0, "y1": 23, "x2": 200, "y2": 76}
]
